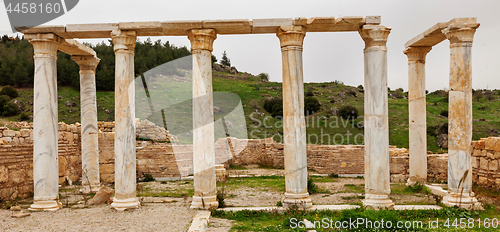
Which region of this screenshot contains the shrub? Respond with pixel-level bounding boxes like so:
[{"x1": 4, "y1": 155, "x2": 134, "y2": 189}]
[
  {"x1": 0, "y1": 86, "x2": 18, "y2": 98},
  {"x1": 305, "y1": 88, "x2": 314, "y2": 97},
  {"x1": 217, "y1": 192, "x2": 226, "y2": 208},
  {"x1": 394, "y1": 88, "x2": 404, "y2": 99},
  {"x1": 258, "y1": 73, "x2": 269, "y2": 82},
  {"x1": 357, "y1": 85, "x2": 363, "y2": 90},
  {"x1": 2, "y1": 102, "x2": 19, "y2": 116},
  {"x1": 338, "y1": 105, "x2": 358, "y2": 119},
  {"x1": 304, "y1": 97, "x2": 320, "y2": 116},
  {"x1": 328, "y1": 172, "x2": 339, "y2": 178},
  {"x1": 263, "y1": 98, "x2": 283, "y2": 118},
  {"x1": 140, "y1": 173, "x2": 155, "y2": 182},
  {"x1": 474, "y1": 90, "x2": 483, "y2": 101},
  {"x1": 347, "y1": 90, "x2": 357, "y2": 97},
  {"x1": 440, "y1": 110, "x2": 448, "y2": 118},
  {"x1": 19, "y1": 112, "x2": 30, "y2": 121},
  {"x1": 307, "y1": 178, "x2": 318, "y2": 194}
]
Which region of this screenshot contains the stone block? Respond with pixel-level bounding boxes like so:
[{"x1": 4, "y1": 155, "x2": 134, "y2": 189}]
[
  {"x1": 493, "y1": 152, "x2": 500, "y2": 160},
  {"x1": 0, "y1": 138, "x2": 7, "y2": 145},
  {"x1": 2, "y1": 137, "x2": 12, "y2": 142},
  {"x1": 100, "y1": 164, "x2": 114, "y2": 175},
  {"x1": 390, "y1": 174, "x2": 407, "y2": 182},
  {"x1": 3, "y1": 130, "x2": 15, "y2": 137},
  {"x1": 471, "y1": 157, "x2": 478, "y2": 169},
  {"x1": 58, "y1": 123, "x2": 67, "y2": 131},
  {"x1": 476, "y1": 139, "x2": 485, "y2": 149},
  {"x1": 496, "y1": 179, "x2": 500, "y2": 187},
  {"x1": 485, "y1": 137, "x2": 497, "y2": 150},
  {"x1": 479, "y1": 176, "x2": 488, "y2": 185},
  {"x1": 0, "y1": 166, "x2": 8, "y2": 183},
  {"x1": 10, "y1": 169, "x2": 25, "y2": 183},
  {"x1": 487, "y1": 152, "x2": 494, "y2": 159},
  {"x1": 14, "y1": 131, "x2": 21, "y2": 137},
  {"x1": 59, "y1": 156, "x2": 67, "y2": 177},
  {"x1": 489, "y1": 160, "x2": 499, "y2": 171},
  {"x1": 390, "y1": 163, "x2": 406, "y2": 174},
  {"x1": 480, "y1": 157, "x2": 488, "y2": 170}
]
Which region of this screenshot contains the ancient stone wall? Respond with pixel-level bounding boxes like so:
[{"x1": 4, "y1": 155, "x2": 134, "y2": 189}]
[{"x1": 471, "y1": 137, "x2": 500, "y2": 188}]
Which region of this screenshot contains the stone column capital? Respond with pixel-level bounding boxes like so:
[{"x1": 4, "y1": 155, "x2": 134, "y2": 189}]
[
  {"x1": 111, "y1": 30, "x2": 137, "y2": 52},
  {"x1": 442, "y1": 23, "x2": 480, "y2": 47},
  {"x1": 359, "y1": 25, "x2": 391, "y2": 50},
  {"x1": 187, "y1": 29, "x2": 217, "y2": 52},
  {"x1": 72, "y1": 55, "x2": 100, "y2": 71},
  {"x1": 404, "y1": 46, "x2": 432, "y2": 63},
  {"x1": 276, "y1": 26, "x2": 306, "y2": 50},
  {"x1": 25, "y1": 33, "x2": 60, "y2": 57}
]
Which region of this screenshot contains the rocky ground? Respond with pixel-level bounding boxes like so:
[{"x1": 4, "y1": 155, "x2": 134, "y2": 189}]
[{"x1": 0, "y1": 166, "x2": 440, "y2": 231}]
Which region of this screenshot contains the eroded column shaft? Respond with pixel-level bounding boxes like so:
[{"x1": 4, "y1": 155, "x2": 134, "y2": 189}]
[
  {"x1": 188, "y1": 29, "x2": 218, "y2": 209},
  {"x1": 73, "y1": 55, "x2": 101, "y2": 193},
  {"x1": 277, "y1": 26, "x2": 312, "y2": 209},
  {"x1": 26, "y1": 33, "x2": 61, "y2": 211},
  {"x1": 442, "y1": 23, "x2": 481, "y2": 209},
  {"x1": 359, "y1": 25, "x2": 394, "y2": 210},
  {"x1": 111, "y1": 30, "x2": 139, "y2": 211},
  {"x1": 404, "y1": 46, "x2": 431, "y2": 184}
]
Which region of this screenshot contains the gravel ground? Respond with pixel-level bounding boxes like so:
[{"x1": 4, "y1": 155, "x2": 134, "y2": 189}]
[{"x1": 1, "y1": 202, "x2": 197, "y2": 232}]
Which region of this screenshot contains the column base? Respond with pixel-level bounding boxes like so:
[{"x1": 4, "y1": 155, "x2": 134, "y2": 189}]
[
  {"x1": 191, "y1": 195, "x2": 218, "y2": 209},
  {"x1": 80, "y1": 184, "x2": 101, "y2": 194},
  {"x1": 442, "y1": 192, "x2": 483, "y2": 210},
  {"x1": 282, "y1": 193, "x2": 312, "y2": 209},
  {"x1": 29, "y1": 200, "x2": 62, "y2": 211},
  {"x1": 111, "y1": 197, "x2": 140, "y2": 211},
  {"x1": 363, "y1": 194, "x2": 394, "y2": 210},
  {"x1": 406, "y1": 176, "x2": 427, "y2": 186}
]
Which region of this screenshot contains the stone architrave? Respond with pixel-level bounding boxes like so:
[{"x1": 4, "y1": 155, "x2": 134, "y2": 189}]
[
  {"x1": 110, "y1": 30, "x2": 140, "y2": 211},
  {"x1": 72, "y1": 55, "x2": 101, "y2": 193},
  {"x1": 25, "y1": 33, "x2": 62, "y2": 211},
  {"x1": 276, "y1": 25, "x2": 312, "y2": 209},
  {"x1": 359, "y1": 25, "x2": 394, "y2": 210},
  {"x1": 188, "y1": 29, "x2": 219, "y2": 209},
  {"x1": 442, "y1": 22, "x2": 482, "y2": 210},
  {"x1": 404, "y1": 46, "x2": 432, "y2": 185}
]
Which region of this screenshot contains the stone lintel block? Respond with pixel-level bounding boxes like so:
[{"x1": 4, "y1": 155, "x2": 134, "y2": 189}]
[
  {"x1": 17, "y1": 25, "x2": 70, "y2": 39},
  {"x1": 203, "y1": 19, "x2": 251, "y2": 34},
  {"x1": 161, "y1": 20, "x2": 203, "y2": 36},
  {"x1": 119, "y1": 21, "x2": 163, "y2": 36},
  {"x1": 365, "y1": 16, "x2": 381, "y2": 25},
  {"x1": 58, "y1": 39, "x2": 96, "y2": 57},
  {"x1": 251, "y1": 18, "x2": 292, "y2": 34},
  {"x1": 66, "y1": 23, "x2": 118, "y2": 38}
]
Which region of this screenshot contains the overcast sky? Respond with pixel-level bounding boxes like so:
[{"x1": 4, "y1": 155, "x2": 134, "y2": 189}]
[{"x1": 1, "y1": 0, "x2": 499, "y2": 91}]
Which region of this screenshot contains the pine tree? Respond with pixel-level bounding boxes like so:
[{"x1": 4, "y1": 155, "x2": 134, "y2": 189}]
[{"x1": 220, "y1": 50, "x2": 231, "y2": 67}]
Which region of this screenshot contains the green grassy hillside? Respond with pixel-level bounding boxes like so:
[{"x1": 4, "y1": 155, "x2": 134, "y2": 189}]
[{"x1": 1, "y1": 71, "x2": 500, "y2": 153}]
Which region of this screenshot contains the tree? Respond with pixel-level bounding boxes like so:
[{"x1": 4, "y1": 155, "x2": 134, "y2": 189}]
[
  {"x1": 211, "y1": 54, "x2": 217, "y2": 64},
  {"x1": 220, "y1": 50, "x2": 231, "y2": 67}
]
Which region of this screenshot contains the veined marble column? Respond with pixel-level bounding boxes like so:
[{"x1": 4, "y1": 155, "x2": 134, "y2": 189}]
[
  {"x1": 25, "y1": 33, "x2": 62, "y2": 211},
  {"x1": 188, "y1": 29, "x2": 218, "y2": 209},
  {"x1": 72, "y1": 55, "x2": 101, "y2": 193},
  {"x1": 442, "y1": 23, "x2": 482, "y2": 210},
  {"x1": 277, "y1": 26, "x2": 312, "y2": 209},
  {"x1": 404, "y1": 46, "x2": 432, "y2": 185},
  {"x1": 110, "y1": 30, "x2": 139, "y2": 211},
  {"x1": 359, "y1": 25, "x2": 393, "y2": 210}
]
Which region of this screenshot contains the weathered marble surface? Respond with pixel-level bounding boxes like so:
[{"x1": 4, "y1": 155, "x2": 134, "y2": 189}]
[
  {"x1": 404, "y1": 46, "x2": 432, "y2": 184},
  {"x1": 442, "y1": 23, "x2": 482, "y2": 210},
  {"x1": 359, "y1": 25, "x2": 394, "y2": 210},
  {"x1": 188, "y1": 29, "x2": 219, "y2": 209},
  {"x1": 110, "y1": 30, "x2": 139, "y2": 211},
  {"x1": 26, "y1": 33, "x2": 62, "y2": 211},
  {"x1": 277, "y1": 26, "x2": 312, "y2": 209},
  {"x1": 73, "y1": 55, "x2": 101, "y2": 193}
]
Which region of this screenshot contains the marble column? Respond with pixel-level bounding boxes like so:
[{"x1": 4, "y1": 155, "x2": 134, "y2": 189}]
[
  {"x1": 359, "y1": 25, "x2": 393, "y2": 210},
  {"x1": 188, "y1": 29, "x2": 219, "y2": 209},
  {"x1": 277, "y1": 26, "x2": 312, "y2": 209},
  {"x1": 72, "y1": 55, "x2": 101, "y2": 193},
  {"x1": 110, "y1": 30, "x2": 140, "y2": 211},
  {"x1": 442, "y1": 23, "x2": 482, "y2": 210},
  {"x1": 404, "y1": 46, "x2": 432, "y2": 185},
  {"x1": 25, "y1": 33, "x2": 62, "y2": 211}
]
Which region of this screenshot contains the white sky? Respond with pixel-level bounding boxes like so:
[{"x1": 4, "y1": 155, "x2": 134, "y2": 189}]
[{"x1": 1, "y1": 0, "x2": 499, "y2": 91}]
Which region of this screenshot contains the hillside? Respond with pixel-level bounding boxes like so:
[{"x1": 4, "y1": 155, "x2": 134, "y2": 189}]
[{"x1": 1, "y1": 70, "x2": 500, "y2": 153}]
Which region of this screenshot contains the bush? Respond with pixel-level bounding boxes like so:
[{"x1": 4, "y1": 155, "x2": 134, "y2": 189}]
[
  {"x1": 328, "y1": 172, "x2": 339, "y2": 178},
  {"x1": 258, "y1": 73, "x2": 269, "y2": 82},
  {"x1": 0, "y1": 86, "x2": 18, "y2": 98},
  {"x1": 394, "y1": 88, "x2": 404, "y2": 99},
  {"x1": 338, "y1": 105, "x2": 358, "y2": 119},
  {"x1": 440, "y1": 110, "x2": 448, "y2": 118},
  {"x1": 263, "y1": 98, "x2": 283, "y2": 118},
  {"x1": 2, "y1": 102, "x2": 19, "y2": 116},
  {"x1": 140, "y1": 173, "x2": 155, "y2": 182},
  {"x1": 307, "y1": 178, "x2": 318, "y2": 194},
  {"x1": 304, "y1": 97, "x2": 320, "y2": 116},
  {"x1": 347, "y1": 90, "x2": 357, "y2": 97},
  {"x1": 305, "y1": 88, "x2": 314, "y2": 97},
  {"x1": 19, "y1": 112, "x2": 30, "y2": 121},
  {"x1": 357, "y1": 85, "x2": 363, "y2": 90}
]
